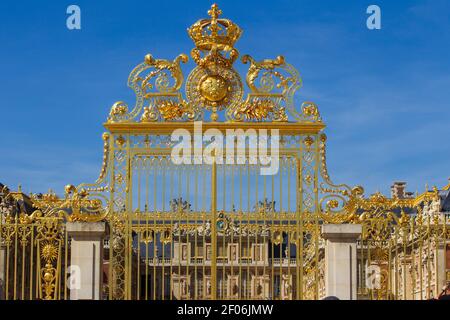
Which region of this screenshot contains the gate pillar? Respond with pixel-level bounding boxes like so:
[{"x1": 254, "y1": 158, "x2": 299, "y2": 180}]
[
  {"x1": 67, "y1": 222, "x2": 106, "y2": 300},
  {"x1": 322, "y1": 224, "x2": 362, "y2": 300}
]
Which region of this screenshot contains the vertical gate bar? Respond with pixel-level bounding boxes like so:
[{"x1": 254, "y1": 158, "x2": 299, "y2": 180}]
[
  {"x1": 30, "y1": 226, "x2": 34, "y2": 300},
  {"x1": 255, "y1": 164, "x2": 258, "y2": 299},
  {"x1": 288, "y1": 156, "x2": 291, "y2": 213},
  {"x1": 126, "y1": 135, "x2": 132, "y2": 300},
  {"x1": 402, "y1": 224, "x2": 407, "y2": 299},
  {"x1": 427, "y1": 217, "x2": 431, "y2": 299},
  {"x1": 234, "y1": 164, "x2": 240, "y2": 299},
  {"x1": 223, "y1": 163, "x2": 227, "y2": 299},
  {"x1": 284, "y1": 159, "x2": 291, "y2": 300},
  {"x1": 64, "y1": 225, "x2": 68, "y2": 300},
  {"x1": 246, "y1": 164, "x2": 250, "y2": 299},
  {"x1": 194, "y1": 163, "x2": 198, "y2": 299},
  {"x1": 194, "y1": 216, "x2": 197, "y2": 300},
  {"x1": 162, "y1": 157, "x2": 166, "y2": 213},
  {"x1": 136, "y1": 226, "x2": 140, "y2": 300},
  {"x1": 411, "y1": 220, "x2": 415, "y2": 299},
  {"x1": 271, "y1": 173, "x2": 275, "y2": 299},
  {"x1": 263, "y1": 206, "x2": 268, "y2": 297},
  {"x1": 202, "y1": 164, "x2": 206, "y2": 299},
  {"x1": 279, "y1": 162, "x2": 283, "y2": 299},
  {"x1": 313, "y1": 134, "x2": 320, "y2": 299},
  {"x1": 211, "y1": 153, "x2": 217, "y2": 300},
  {"x1": 186, "y1": 165, "x2": 190, "y2": 300},
  {"x1": 177, "y1": 165, "x2": 181, "y2": 300},
  {"x1": 221, "y1": 174, "x2": 225, "y2": 300},
  {"x1": 230, "y1": 166, "x2": 236, "y2": 300},
  {"x1": 183, "y1": 165, "x2": 192, "y2": 299},
  {"x1": 161, "y1": 158, "x2": 166, "y2": 300},
  {"x1": 13, "y1": 217, "x2": 18, "y2": 300},
  {"x1": 360, "y1": 230, "x2": 364, "y2": 296},
  {"x1": 394, "y1": 228, "x2": 399, "y2": 299},
  {"x1": 162, "y1": 229, "x2": 165, "y2": 300},
  {"x1": 36, "y1": 242, "x2": 40, "y2": 299},
  {"x1": 419, "y1": 236, "x2": 423, "y2": 300},
  {"x1": 368, "y1": 238, "x2": 372, "y2": 299},
  {"x1": 21, "y1": 231, "x2": 26, "y2": 300},
  {"x1": 153, "y1": 159, "x2": 157, "y2": 300},
  {"x1": 57, "y1": 241, "x2": 62, "y2": 300},
  {"x1": 295, "y1": 154, "x2": 302, "y2": 300},
  {"x1": 170, "y1": 161, "x2": 174, "y2": 300},
  {"x1": 145, "y1": 158, "x2": 150, "y2": 300},
  {"x1": 434, "y1": 220, "x2": 439, "y2": 299},
  {"x1": 136, "y1": 157, "x2": 142, "y2": 300},
  {"x1": 444, "y1": 215, "x2": 448, "y2": 295},
  {"x1": 108, "y1": 134, "x2": 115, "y2": 300},
  {"x1": 253, "y1": 162, "x2": 258, "y2": 297},
  {"x1": 387, "y1": 239, "x2": 392, "y2": 299},
  {"x1": 138, "y1": 156, "x2": 142, "y2": 213}
]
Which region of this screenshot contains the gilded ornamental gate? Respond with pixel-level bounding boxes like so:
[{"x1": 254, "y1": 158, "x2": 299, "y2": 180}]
[
  {"x1": 1, "y1": 4, "x2": 448, "y2": 300},
  {"x1": 99, "y1": 4, "x2": 354, "y2": 300}
]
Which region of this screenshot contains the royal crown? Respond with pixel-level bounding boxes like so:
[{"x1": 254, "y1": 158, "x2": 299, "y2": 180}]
[{"x1": 187, "y1": 4, "x2": 242, "y2": 51}]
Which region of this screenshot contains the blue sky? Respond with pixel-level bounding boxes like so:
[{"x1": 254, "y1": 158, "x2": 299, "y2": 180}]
[{"x1": 0, "y1": 0, "x2": 449, "y2": 197}]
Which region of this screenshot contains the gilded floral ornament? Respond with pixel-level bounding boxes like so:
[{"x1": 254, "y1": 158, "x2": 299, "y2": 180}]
[
  {"x1": 141, "y1": 100, "x2": 187, "y2": 121},
  {"x1": 302, "y1": 102, "x2": 321, "y2": 122},
  {"x1": 108, "y1": 101, "x2": 128, "y2": 123},
  {"x1": 233, "y1": 98, "x2": 287, "y2": 122}
]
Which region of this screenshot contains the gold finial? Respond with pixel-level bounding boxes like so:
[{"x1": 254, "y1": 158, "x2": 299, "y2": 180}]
[
  {"x1": 18, "y1": 184, "x2": 22, "y2": 193},
  {"x1": 208, "y1": 3, "x2": 222, "y2": 21}
]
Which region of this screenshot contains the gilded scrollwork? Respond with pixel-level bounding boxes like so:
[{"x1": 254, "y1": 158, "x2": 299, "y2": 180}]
[
  {"x1": 141, "y1": 53, "x2": 188, "y2": 94},
  {"x1": 226, "y1": 54, "x2": 303, "y2": 122},
  {"x1": 97, "y1": 132, "x2": 110, "y2": 183},
  {"x1": 62, "y1": 184, "x2": 108, "y2": 222},
  {"x1": 242, "y1": 55, "x2": 290, "y2": 94},
  {"x1": 301, "y1": 102, "x2": 321, "y2": 122},
  {"x1": 107, "y1": 52, "x2": 192, "y2": 123},
  {"x1": 318, "y1": 132, "x2": 364, "y2": 222}
]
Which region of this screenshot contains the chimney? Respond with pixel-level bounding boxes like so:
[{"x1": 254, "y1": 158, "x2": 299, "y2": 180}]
[{"x1": 391, "y1": 181, "x2": 407, "y2": 199}]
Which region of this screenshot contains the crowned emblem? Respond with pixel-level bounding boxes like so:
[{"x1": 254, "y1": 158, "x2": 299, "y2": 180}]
[
  {"x1": 185, "y1": 4, "x2": 244, "y2": 120},
  {"x1": 108, "y1": 3, "x2": 312, "y2": 123}
]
